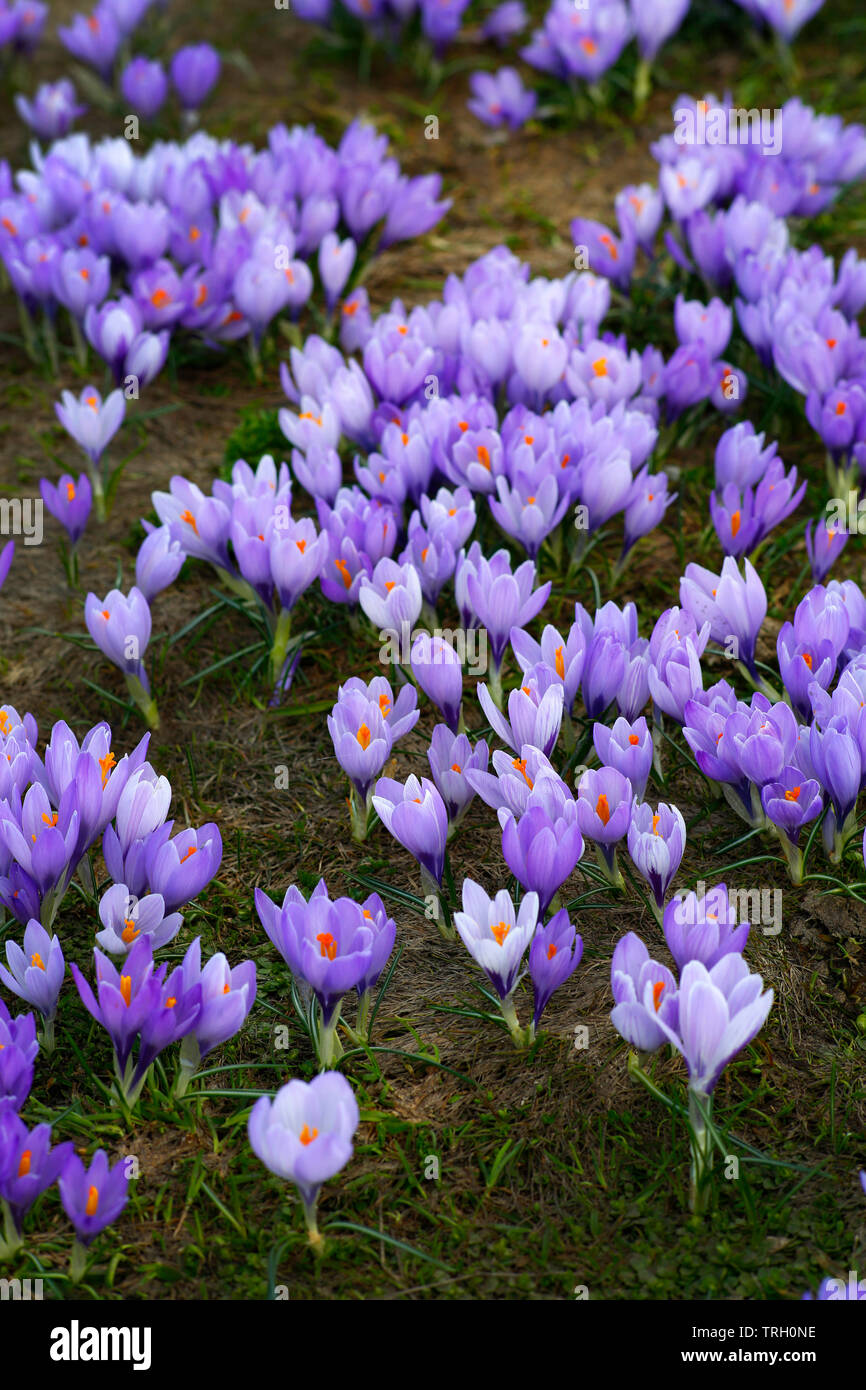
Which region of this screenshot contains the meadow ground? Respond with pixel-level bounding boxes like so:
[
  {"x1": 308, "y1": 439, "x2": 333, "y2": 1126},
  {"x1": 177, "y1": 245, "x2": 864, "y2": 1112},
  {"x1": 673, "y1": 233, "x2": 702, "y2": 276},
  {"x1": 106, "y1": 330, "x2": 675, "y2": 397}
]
[{"x1": 1, "y1": 0, "x2": 865, "y2": 1300}]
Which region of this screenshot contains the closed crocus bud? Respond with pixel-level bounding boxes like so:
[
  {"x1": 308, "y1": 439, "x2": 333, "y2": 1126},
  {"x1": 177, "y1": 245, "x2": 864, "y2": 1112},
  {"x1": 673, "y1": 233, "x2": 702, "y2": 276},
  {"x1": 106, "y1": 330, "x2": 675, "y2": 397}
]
[
  {"x1": 39, "y1": 473, "x2": 92, "y2": 546},
  {"x1": 54, "y1": 385, "x2": 125, "y2": 467},
  {"x1": 358, "y1": 557, "x2": 423, "y2": 637},
  {"x1": 15, "y1": 79, "x2": 87, "y2": 140},
  {"x1": 120, "y1": 57, "x2": 168, "y2": 119},
  {"x1": 84, "y1": 586, "x2": 157, "y2": 727},
  {"x1": 318, "y1": 232, "x2": 356, "y2": 311},
  {"x1": 454, "y1": 880, "x2": 538, "y2": 1019},
  {"x1": 411, "y1": 633, "x2": 464, "y2": 732},
  {"x1": 135, "y1": 524, "x2": 184, "y2": 602},
  {"x1": 805, "y1": 518, "x2": 848, "y2": 583},
  {"x1": 247, "y1": 1072, "x2": 359, "y2": 1247},
  {"x1": 174, "y1": 937, "x2": 256, "y2": 1090},
  {"x1": 569, "y1": 217, "x2": 636, "y2": 291},
  {"x1": 170, "y1": 43, "x2": 221, "y2": 110}
]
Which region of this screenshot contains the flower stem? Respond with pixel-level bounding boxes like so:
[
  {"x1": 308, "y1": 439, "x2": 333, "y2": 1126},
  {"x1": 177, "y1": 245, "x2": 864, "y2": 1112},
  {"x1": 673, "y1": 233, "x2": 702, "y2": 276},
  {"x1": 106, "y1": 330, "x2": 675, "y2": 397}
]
[
  {"x1": 316, "y1": 1006, "x2": 343, "y2": 1070},
  {"x1": 302, "y1": 1198, "x2": 325, "y2": 1256},
  {"x1": 688, "y1": 1088, "x2": 714, "y2": 1217},
  {"x1": 270, "y1": 608, "x2": 293, "y2": 689},
  {"x1": 499, "y1": 997, "x2": 530, "y2": 1048},
  {"x1": 70, "y1": 1239, "x2": 88, "y2": 1284}
]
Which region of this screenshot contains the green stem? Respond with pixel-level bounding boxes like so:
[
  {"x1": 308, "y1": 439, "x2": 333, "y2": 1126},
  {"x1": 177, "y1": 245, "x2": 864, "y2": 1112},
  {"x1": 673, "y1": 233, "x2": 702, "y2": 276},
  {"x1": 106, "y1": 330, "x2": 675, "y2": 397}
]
[
  {"x1": 270, "y1": 608, "x2": 293, "y2": 689},
  {"x1": 688, "y1": 1088, "x2": 714, "y2": 1217},
  {"x1": 499, "y1": 996, "x2": 530, "y2": 1048},
  {"x1": 70, "y1": 1239, "x2": 88, "y2": 1284}
]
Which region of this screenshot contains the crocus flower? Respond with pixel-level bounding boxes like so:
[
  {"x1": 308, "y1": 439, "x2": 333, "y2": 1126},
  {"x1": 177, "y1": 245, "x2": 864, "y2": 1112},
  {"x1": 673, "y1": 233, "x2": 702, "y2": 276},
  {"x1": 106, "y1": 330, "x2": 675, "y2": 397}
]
[
  {"x1": 632, "y1": 0, "x2": 690, "y2": 62},
  {"x1": 461, "y1": 548, "x2": 551, "y2": 686},
  {"x1": 576, "y1": 766, "x2": 633, "y2": 882},
  {"x1": 96, "y1": 882, "x2": 182, "y2": 956},
  {"x1": 358, "y1": 558, "x2": 423, "y2": 639},
  {"x1": 144, "y1": 821, "x2": 222, "y2": 912},
  {"x1": 58, "y1": 7, "x2": 121, "y2": 78},
  {"x1": 120, "y1": 57, "x2": 168, "y2": 119},
  {"x1": 0, "y1": 919, "x2": 63, "y2": 1047},
  {"x1": 467, "y1": 68, "x2": 536, "y2": 131},
  {"x1": 426, "y1": 725, "x2": 489, "y2": 830},
  {"x1": 500, "y1": 800, "x2": 584, "y2": 917},
  {"x1": 411, "y1": 633, "x2": 464, "y2": 732},
  {"x1": 70, "y1": 936, "x2": 164, "y2": 1095},
  {"x1": 353, "y1": 892, "x2": 397, "y2": 1039},
  {"x1": 135, "y1": 524, "x2": 185, "y2": 602},
  {"x1": 805, "y1": 518, "x2": 847, "y2": 583},
  {"x1": 0, "y1": 1002, "x2": 38, "y2": 1114},
  {"x1": 527, "y1": 909, "x2": 582, "y2": 1034},
  {"x1": 761, "y1": 769, "x2": 822, "y2": 881},
  {"x1": 655, "y1": 955, "x2": 773, "y2": 1098},
  {"x1": 627, "y1": 800, "x2": 686, "y2": 913},
  {"x1": 680, "y1": 556, "x2": 767, "y2": 679},
  {"x1": 59, "y1": 1148, "x2": 130, "y2": 1281},
  {"x1": 254, "y1": 880, "x2": 374, "y2": 1064},
  {"x1": 610, "y1": 931, "x2": 679, "y2": 1053},
  {"x1": 173, "y1": 937, "x2": 256, "y2": 1094},
  {"x1": 478, "y1": 679, "x2": 563, "y2": 760},
  {"x1": 39, "y1": 474, "x2": 91, "y2": 547},
  {"x1": 170, "y1": 43, "x2": 221, "y2": 111},
  {"x1": 454, "y1": 880, "x2": 539, "y2": 1043},
  {"x1": 593, "y1": 716, "x2": 653, "y2": 800},
  {"x1": 247, "y1": 1071, "x2": 359, "y2": 1246},
  {"x1": 663, "y1": 883, "x2": 750, "y2": 972},
  {"x1": 327, "y1": 682, "x2": 395, "y2": 838},
  {"x1": 372, "y1": 775, "x2": 448, "y2": 893},
  {"x1": 14, "y1": 79, "x2": 86, "y2": 139},
  {"x1": 55, "y1": 385, "x2": 125, "y2": 486},
  {"x1": 0, "y1": 1114, "x2": 73, "y2": 1245},
  {"x1": 84, "y1": 586, "x2": 157, "y2": 728}
]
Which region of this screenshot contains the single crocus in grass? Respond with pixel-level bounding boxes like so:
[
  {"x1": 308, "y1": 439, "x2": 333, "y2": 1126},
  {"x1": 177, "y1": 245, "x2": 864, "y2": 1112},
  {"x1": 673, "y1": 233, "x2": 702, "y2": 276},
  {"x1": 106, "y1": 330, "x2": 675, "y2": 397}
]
[
  {"x1": 39, "y1": 473, "x2": 92, "y2": 558},
  {"x1": 454, "y1": 880, "x2": 539, "y2": 1046},
  {"x1": 680, "y1": 556, "x2": 767, "y2": 683},
  {"x1": 627, "y1": 800, "x2": 686, "y2": 918},
  {"x1": 59, "y1": 1148, "x2": 130, "y2": 1283},
  {"x1": 54, "y1": 385, "x2": 125, "y2": 519},
  {"x1": 84, "y1": 586, "x2": 158, "y2": 728},
  {"x1": 247, "y1": 1071, "x2": 359, "y2": 1250},
  {"x1": 576, "y1": 766, "x2": 633, "y2": 886},
  {"x1": 135, "y1": 524, "x2": 185, "y2": 603},
  {"x1": 372, "y1": 775, "x2": 449, "y2": 904},
  {"x1": 0, "y1": 919, "x2": 64, "y2": 1051},
  {"x1": 528, "y1": 909, "x2": 582, "y2": 1038},
  {"x1": 0, "y1": 1113, "x2": 74, "y2": 1257},
  {"x1": 254, "y1": 879, "x2": 375, "y2": 1066},
  {"x1": 327, "y1": 684, "x2": 394, "y2": 841}
]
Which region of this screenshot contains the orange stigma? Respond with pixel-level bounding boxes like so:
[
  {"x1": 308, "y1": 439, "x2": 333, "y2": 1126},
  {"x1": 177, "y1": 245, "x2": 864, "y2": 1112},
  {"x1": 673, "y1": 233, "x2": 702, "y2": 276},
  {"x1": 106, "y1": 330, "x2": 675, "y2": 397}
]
[
  {"x1": 299, "y1": 1125, "x2": 318, "y2": 1146},
  {"x1": 86, "y1": 1185, "x2": 99, "y2": 1216},
  {"x1": 595, "y1": 793, "x2": 610, "y2": 825},
  {"x1": 316, "y1": 933, "x2": 337, "y2": 961},
  {"x1": 490, "y1": 920, "x2": 511, "y2": 946}
]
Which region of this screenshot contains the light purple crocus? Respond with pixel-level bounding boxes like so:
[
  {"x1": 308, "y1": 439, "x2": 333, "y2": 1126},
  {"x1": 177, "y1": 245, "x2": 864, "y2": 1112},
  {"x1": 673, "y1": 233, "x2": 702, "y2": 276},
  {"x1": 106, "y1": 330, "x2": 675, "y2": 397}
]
[
  {"x1": 593, "y1": 716, "x2": 653, "y2": 800},
  {"x1": 55, "y1": 385, "x2": 125, "y2": 479},
  {"x1": 627, "y1": 800, "x2": 686, "y2": 912},
  {"x1": 411, "y1": 633, "x2": 464, "y2": 732},
  {"x1": 576, "y1": 767, "x2": 632, "y2": 882},
  {"x1": 96, "y1": 882, "x2": 182, "y2": 956},
  {"x1": 454, "y1": 880, "x2": 538, "y2": 1043},
  {"x1": 426, "y1": 725, "x2": 489, "y2": 829},
  {"x1": 372, "y1": 775, "x2": 449, "y2": 892},
  {"x1": 0, "y1": 1002, "x2": 38, "y2": 1114},
  {"x1": 135, "y1": 524, "x2": 185, "y2": 602},
  {"x1": 805, "y1": 518, "x2": 847, "y2": 583},
  {"x1": 467, "y1": 67, "x2": 537, "y2": 131},
  {"x1": 0, "y1": 919, "x2": 63, "y2": 1046},
  {"x1": 247, "y1": 1071, "x2": 359, "y2": 1246},
  {"x1": 528, "y1": 909, "x2": 582, "y2": 1034},
  {"x1": 500, "y1": 800, "x2": 584, "y2": 917},
  {"x1": 84, "y1": 586, "x2": 157, "y2": 728},
  {"x1": 39, "y1": 473, "x2": 92, "y2": 547},
  {"x1": 59, "y1": 1149, "x2": 129, "y2": 1271},
  {"x1": 680, "y1": 556, "x2": 767, "y2": 679},
  {"x1": 120, "y1": 57, "x2": 168, "y2": 119},
  {"x1": 0, "y1": 1113, "x2": 73, "y2": 1244},
  {"x1": 663, "y1": 883, "x2": 751, "y2": 972},
  {"x1": 14, "y1": 79, "x2": 86, "y2": 139},
  {"x1": 170, "y1": 43, "x2": 221, "y2": 111},
  {"x1": 144, "y1": 821, "x2": 222, "y2": 913},
  {"x1": 478, "y1": 679, "x2": 563, "y2": 760},
  {"x1": 173, "y1": 937, "x2": 256, "y2": 1093}
]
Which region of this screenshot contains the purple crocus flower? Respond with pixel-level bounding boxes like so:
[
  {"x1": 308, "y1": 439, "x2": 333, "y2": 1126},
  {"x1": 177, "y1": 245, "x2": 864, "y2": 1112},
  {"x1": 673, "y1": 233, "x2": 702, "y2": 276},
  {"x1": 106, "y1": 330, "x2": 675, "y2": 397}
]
[
  {"x1": 411, "y1": 633, "x2": 464, "y2": 733},
  {"x1": 254, "y1": 880, "x2": 373, "y2": 1063},
  {"x1": 170, "y1": 43, "x2": 221, "y2": 110},
  {"x1": 805, "y1": 518, "x2": 847, "y2": 583},
  {"x1": 462, "y1": 549, "x2": 551, "y2": 678},
  {"x1": 96, "y1": 882, "x2": 182, "y2": 956},
  {"x1": 632, "y1": 0, "x2": 690, "y2": 62},
  {"x1": 59, "y1": 1149, "x2": 129, "y2": 1251},
  {"x1": 69, "y1": 935, "x2": 162, "y2": 1077},
  {"x1": 570, "y1": 217, "x2": 636, "y2": 291},
  {"x1": 358, "y1": 558, "x2": 423, "y2": 638},
  {"x1": 247, "y1": 1072, "x2": 359, "y2": 1246},
  {"x1": 84, "y1": 586, "x2": 156, "y2": 727},
  {"x1": 467, "y1": 68, "x2": 537, "y2": 131},
  {"x1": 172, "y1": 937, "x2": 256, "y2": 1091},
  {"x1": 144, "y1": 821, "x2": 222, "y2": 913},
  {"x1": 680, "y1": 556, "x2": 767, "y2": 678},
  {"x1": 135, "y1": 524, "x2": 184, "y2": 602},
  {"x1": 663, "y1": 882, "x2": 750, "y2": 972},
  {"x1": 510, "y1": 622, "x2": 586, "y2": 718},
  {"x1": 58, "y1": 6, "x2": 121, "y2": 78},
  {"x1": 0, "y1": 919, "x2": 64, "y2": 1038},
  {"x1": 426, "y1": 725, "x2": 488, "y2": 829},
  {"x1": 372, "y1": 775, "x2": 448, "y2": 890},
  {"x1": 327, "y1": 684, "x2": 393, "y2": 820},
  {"x1": 489, "y1": 473, "x2": 570, "y2": 559},
  {"x1": 648, "y1": 632, "x2": 704, "y2": 723},
  {"x1": 478, "y1": 678, "x2": 563, "y2": 760},
  {"x1": 0, "y1": 1113, "x2": 73, "y2": 1241},
  {"x1": 593, "y1": 716, "x2": 653, "y2": 800},
  {"x1": 576, "y1": 766, "x2": 632, "y2": 882},
  {"x1": 674, "y1": 294, "x2": 732, "y2": 360},
  {"x1": 0, "y1": 1001, "x2": 38, "y2": 1113},
  {"x1": 14, "y1": 80, "x2": 86, "y2": 139},
  {"x1": 354, "y1": 892, "x2": 396, "y2": 1028},
  {"x1": 655, "y1": 954, "x2": 774, "y2": 1097},
  {"x1": 627, "y1": 800, "x2": 686, "y2": 911},
  {"x1": 500, "y1": 800, "x2": 584, "y2": 917},
  {"x1": 454, "y1": 880, "x2": 538, "y2": 1010},
  {"x1": 84, "y1": 298, "x2": 144, "y2": 382},
  {"x1": 528, "y1": 909, "x2": 582, "y2": 1033},
  {"x1": 482, "y1": 1, "x2": 528, "y2": 43},
  {"x1": 761, "y1": 768, "x2": 822, "y2": 880},
  {"x1": 120, "y1": 57, "x2": 168, "y2": 119},
  {"x1": 610, "y1": 931, "x2": 679, "y2": 1052},
  {"x1": 39, "y1": 473, "x2": 91, "y2": 546},
  {"x1": 55, "y1": 385, "x2": 125, "y2": 470}
]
